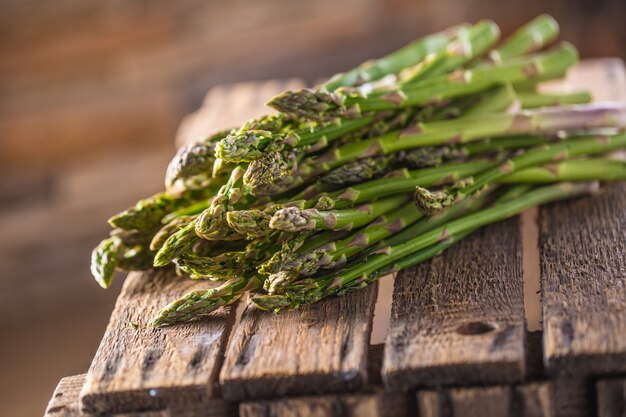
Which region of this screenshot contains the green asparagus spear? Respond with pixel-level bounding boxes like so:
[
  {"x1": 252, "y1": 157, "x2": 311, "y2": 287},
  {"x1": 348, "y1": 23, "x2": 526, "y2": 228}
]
[
  {"x1": 489, "y1": 14, "x2": 559, "y2": 63},
  {"x1": 414, "y1": 133, "x2": 626, "y2": 213},
  {"x1": 400, "y1": 20, "x2": 500, "y2": 84},
  {"x1": 152, "y1": 275, "x2": 263, "y2": 327},
  {"x1": 268, "y1": 43, "x2": 578, "y2": 120},
  {"x1": 500, "y1": 158, "x2": 626, "y2": 183},
  {"x1": 323, "y1": 24, "x2": 469, "y2": 91},
  {"x1": 90, "y1": 236, "x2": 123, "y2": 289},
  {"x1": 108, "y1": 188, "x2": 214, "y2": 232},
  {"x1": 251, "y1": 182, "x2": 597, "y2": 310},
  {"x1": 270, "y1": 194, "x2": 408, "y2": 232},
  {"x1": 516, "y1": 91, "x2": 592, "y2": 108}
]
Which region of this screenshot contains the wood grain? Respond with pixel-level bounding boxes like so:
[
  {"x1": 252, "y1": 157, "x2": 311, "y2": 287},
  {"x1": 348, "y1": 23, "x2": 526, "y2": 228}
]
[
  {"x1": 240, "y1": 394, "x2": 380, "y2": 417},
  {"x1": 417, "y1": 383, "x2": 552, "y2": 417},
  {"x1": 79, "y1": 270, "x2": 236, "y2": 414},
  {"x1": 219, "y1": 284, "x2": 378, "y2": 400},
  {"x1": 44, "y1": 374, "x2": 169, "y2": 417},
  {"x1": 597, "y1": 378, "x2": 626, "y2": 417},
  {"x1": 45, "y1": 373, "x2": 237, "y2": 417},
  {"x1": 383, "y1": 217, "x2": 525, "y2": 390},
  {"x1": 45, "y1": 374, "x2": 89, "y2": 417},
  {"x1": 539, "y1": 182, "x2": 626, "y2": 376},
  {"x1": 539, "y1": 59, "x2": 626, "y2": 379}
]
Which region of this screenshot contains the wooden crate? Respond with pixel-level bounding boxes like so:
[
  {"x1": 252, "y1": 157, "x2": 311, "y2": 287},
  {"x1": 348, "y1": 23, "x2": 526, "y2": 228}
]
[{"x1": 44, "y1": 59, "x2": 626, "y2": 417}]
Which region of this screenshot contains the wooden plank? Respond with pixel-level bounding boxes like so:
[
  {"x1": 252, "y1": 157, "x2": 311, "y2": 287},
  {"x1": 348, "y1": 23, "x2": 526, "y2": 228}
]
[
  {"x1": 239, "y1": 390, "x2": 410, "y2": 417},
  {"x1": 220, "y1": 284, "x2": 378, "y2": 400},
  {"x1": 45, "y1": 373, "x2": 236, "y2": 417},
  {"x1": 539, "y1": 181, "x2": 626, "y2": 375},
  {"x1": 417, "y1": 386, "x2": 509, "y2": 417},
  {"x1": 539, "y1": 58, "x2": 626, "y2": 378},
  {"x1": 79, "y1": 270, "x2": 237, "y2": 414},
  {"x1": 552, "y1": 378, "x2": 593, "y2": 417},
  {"x1": 44, "y1": 374, "x2": 168, "y2": 417},
  {"x1": 417, "y1": 383, "x2": 552, "y2": 417},
  {"x1": 240, "y1": 389, "x2": 410, "y2": 417},
  {"x1": 597, "y1": 378, "x2": 626, "y2": 417},
  {"x1": 44, "y1": 374, "x2": 88, "y2": 417},
  {"x1": 540, "y1": 58, "x2": 626, "y2": 417},
  {"x1": 383, "y1": 217, "x2": 525, "y2": 390},
  {"x1": 240, "y1": 394, "x2": 380, "y2": 417}
]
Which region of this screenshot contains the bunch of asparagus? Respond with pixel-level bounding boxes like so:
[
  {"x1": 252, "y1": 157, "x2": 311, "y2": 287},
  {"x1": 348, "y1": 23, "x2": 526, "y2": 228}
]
[{"x1": 91, "y1": 15, "x2": 626, "y2": 327}]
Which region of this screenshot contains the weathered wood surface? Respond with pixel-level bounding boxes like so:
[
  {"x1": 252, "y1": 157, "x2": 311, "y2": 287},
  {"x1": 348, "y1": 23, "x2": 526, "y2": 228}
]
[
  {"x1": 383, "y1": 217, "x2": 525, "y2": 390},
  {"x1": 413, "y1": 331, "x2": 553, "y2": 417},
  {"x1": 597, "y1": 378, "x2": 626, "y2": 417},
  {"x1": 45, "y1": 373, "x2": 237, "y2": 417},
  {"x1": 45, "y1": 374, "x2": 90, "y2": 417},
  {"x1": 539, "y1": 58, "x2": 626, "y2": 417},
  {"x1": 240, "y1": 390, "x2": 411, "y2": 417},
  {"x1": 417, "y1": 383, "x2": 552, "y2": 417},
  {"x1": 79, "y1": 270, "x2": 237, "y2": 414},
  {"x1": 220, "y1": 284, "x2": 378, "y2": 400},
  {"x1": 238, "y1": 343, "x2": 411, "y2": 417},
  {"x1": 539, "y1": 181, "x2": 626, "y2": 376},
  {"x1": 44, "y1": 374, "x2": 168, "y2": 417},
  {"x1": 240, "y1": 394, "x2": 380, "y2": 417}
]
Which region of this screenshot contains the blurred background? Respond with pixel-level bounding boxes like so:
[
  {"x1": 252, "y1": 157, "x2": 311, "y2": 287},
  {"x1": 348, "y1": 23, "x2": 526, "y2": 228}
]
[{"x1": 1, "y1": 0, "x2": 625, "y2": 415}]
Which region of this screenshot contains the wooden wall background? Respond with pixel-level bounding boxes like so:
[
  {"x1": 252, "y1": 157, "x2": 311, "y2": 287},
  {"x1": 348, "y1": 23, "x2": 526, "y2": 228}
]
[{"x1": 0, "y1": 0, "x2": 624, "y2": 416}]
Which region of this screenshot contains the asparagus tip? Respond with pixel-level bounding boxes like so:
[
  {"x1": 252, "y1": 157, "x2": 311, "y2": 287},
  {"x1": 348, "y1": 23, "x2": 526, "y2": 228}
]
[
  {"x1": 269, "y1": 207, "x2": 315, "y2": 232},
  {"x1": 413, "y1": 186, "x2": 447, "y2": 214},
  {"x1": 90, "y1": 236, "x2": 123, "y2": 289}
]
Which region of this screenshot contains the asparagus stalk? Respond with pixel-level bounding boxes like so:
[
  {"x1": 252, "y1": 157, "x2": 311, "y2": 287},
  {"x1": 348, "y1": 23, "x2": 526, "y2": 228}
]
[
  {"x1": 175, "y1": 251, "x2": 249, "y2": 280},
  {"x1": 264, "y1": 202, "x2": 424, "y2": 293},
  {"x1": 251, "y1": 182, "x2": 597, "y2": 310},
  {"x1": 268, "y1": 43, "x2": 578, "y2": 120},
  {"x1": 517, "y1": 91, "x2": 592, "y2": 108},
  {"x1": 500, "y1": 158, "x2": 626, "y2": 183},
  {"x1": 327, "y1": 159, "x2": 496, "y2": 207},
  {"x1": 265, "y1": 187, "x2": 504, "y2": 294},
  {"x1": 229, "y1": 159, "x2": 495, "y2": 238},
  {"x1": 461, "y1": 83, "x2": 518, "y2": 115},
  {"x1": 320, "y1": 85, "x2": 518, "y2": 185},
  {"x1": 164, "y1": 127, "x2": 234, "y2": 188},
  {"x1": 399, "y1": 20, "x2": 500, "y2": 84},
  {"x1": 116, "y1": 245, "x2": 154, "y2": 271},
  {"x1": 150, "y1": 215, "x2": 195, "y2": 251},
  {"x1": 152, "y1": 275, "x2": 263, "y2": 327},
  {"x1": 108, "y1": 187, "x2": 214, "y2": 232},
  {"x1": 270, "y1": 194, "x2": 408, "y2": 232},
  {"x1": 153, "y1": 221, "x2": 200, "y2": 267},
  {"x1": 246, "y1": 99, "x2": 611, "y2": 197},
  {"x1": 215, "y1": 116, "x2": 375, "y2": 164},
  {"x1": 195, "y1": 166, "x2": 248, "y2": 241},
  {"x1": 311, "y1": 103, "x2": 626, "y2": 172},
  {"x1": 90, "y1": 236, "x2": 123, "y2": 289},
  {"x1": 323, "y1": 24, "x2": 469, "y2": 91},
  {"x1": 414, "y1": 133, "x2": 626, "y2": 213},
  {"x1": 485, "y1": 14, "x2": 559, "y2": 64}
]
